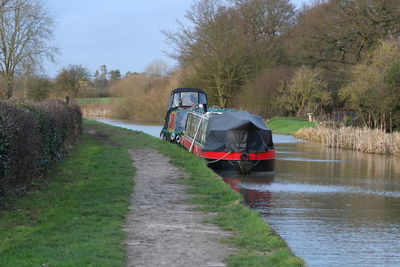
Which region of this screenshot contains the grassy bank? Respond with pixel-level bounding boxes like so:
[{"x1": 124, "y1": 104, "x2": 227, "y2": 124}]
[
  {"x1": 85, "y1": 120, "x2": 304, "y2": 266},
  {"x1": 74, "y1": 97, "x2": 116, "y2": 105},
  {"x1": 0, "y1": 120, "x2": 303, "y2": 266},
  {"x1": 0, "y1": 133, "x2": 134, "y2": 266},
  {"x1": 267, "y1": 117, "x2": 316, "y2": 135}
]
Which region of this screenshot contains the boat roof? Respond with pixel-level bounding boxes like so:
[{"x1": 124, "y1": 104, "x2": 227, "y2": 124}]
[{"x1": 171, "y1": 88, "x2": 206, "y2": 95}]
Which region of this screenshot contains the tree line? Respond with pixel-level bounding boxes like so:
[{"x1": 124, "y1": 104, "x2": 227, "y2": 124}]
[
  {"x1": 5, "y1": 64, "x2": 122, "y2": 100},
  {"x1": 163, "y1": 0, "x2": 400, "y2": 130}
]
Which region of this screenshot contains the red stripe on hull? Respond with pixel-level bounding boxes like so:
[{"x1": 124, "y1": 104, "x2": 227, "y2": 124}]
[{"x1": 181, "y1": 136, "x2": 275, "y2": 160}]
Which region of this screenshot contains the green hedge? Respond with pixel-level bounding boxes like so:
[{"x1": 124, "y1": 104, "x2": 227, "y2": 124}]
[{"x1": 0, "y1": 99, "x2": 82, "y2": 200}]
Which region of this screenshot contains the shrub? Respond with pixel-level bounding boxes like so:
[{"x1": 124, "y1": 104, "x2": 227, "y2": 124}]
[
  {"x1": 235, "y1": 67, "x2": 295, "y2": 118},
  {"x1": 0, "y1": 102, "x2": 40, "y2": 182},
  {"x1": 0, "y1": 99, "x2": 82, "y2": 202},
  {"x1": 277, "y1": 66, "x2": 332, "y2": 119},
  {"x1": 339, "y1": 40, "x2": 400, "y2": 130}
]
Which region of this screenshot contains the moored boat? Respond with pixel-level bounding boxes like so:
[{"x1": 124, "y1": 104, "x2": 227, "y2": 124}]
[
  {"x1": 180, "y1": 108, "x2": 275, "y2": 174},
  {"x1": 160, "y1": 88, "x2": 208, "y2": 143},
  {"x1": 161, "y1": 88, "x2": 275, "y2": 174}
]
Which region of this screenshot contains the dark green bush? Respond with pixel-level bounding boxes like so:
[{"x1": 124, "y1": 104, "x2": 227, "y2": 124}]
[
  {"x1": 0, "y1": 102, "x2": 40, "y2": 182},
  {"x1": 0, "y1": 99, "x2": 82, "y2": 201}
]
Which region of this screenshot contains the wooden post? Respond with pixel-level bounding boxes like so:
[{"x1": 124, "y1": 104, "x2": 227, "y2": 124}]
[{"x1": 307, "y1": 113, "x2": 313, "y2": 122}]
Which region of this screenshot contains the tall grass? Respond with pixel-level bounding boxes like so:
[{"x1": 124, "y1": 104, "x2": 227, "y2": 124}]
[
  {"x1": 296, "y1": 126, "x2": 400, "y2": 155},
  {"x1": 75, "y1": 98, "x2": 118, "y2": 118}
]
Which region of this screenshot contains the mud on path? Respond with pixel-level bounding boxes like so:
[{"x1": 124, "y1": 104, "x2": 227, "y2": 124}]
[{"x1": 124, "y1": 149, "x2": 235, "y2": 267}]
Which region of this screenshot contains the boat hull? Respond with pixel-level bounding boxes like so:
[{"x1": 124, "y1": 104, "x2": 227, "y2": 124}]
[
  {"x1": 207, "y1": 158, "x2": 275, "y2": 174},
  {"x1": 181, "y1": 135, "x2": 275, "y2": 174}
]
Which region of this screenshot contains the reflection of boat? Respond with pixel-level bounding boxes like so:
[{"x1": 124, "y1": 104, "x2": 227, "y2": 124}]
[
  {"x1": 222, "y1": 175, "x2": 274, "y2": 210},
  {"x1": 161, "y1": 88, "x2": 275, "y2": 174}
]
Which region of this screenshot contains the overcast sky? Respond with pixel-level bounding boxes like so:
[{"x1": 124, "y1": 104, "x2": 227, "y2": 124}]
[{"x1": 45, "y1": 0, "x2": 308, "y2": 77}]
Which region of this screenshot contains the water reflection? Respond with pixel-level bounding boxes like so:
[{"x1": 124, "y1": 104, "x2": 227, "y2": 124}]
[
  {"x1": 221, "y1": 134, "x2": 400, "y2": 266},
  {"x1": 222, "y1": 174, "x2": 274, "y2": 215}
]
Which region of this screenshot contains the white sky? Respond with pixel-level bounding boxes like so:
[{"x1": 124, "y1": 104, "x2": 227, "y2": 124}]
[{"x1": 44, "y1": 0, "x2": 308, "y2": 77}]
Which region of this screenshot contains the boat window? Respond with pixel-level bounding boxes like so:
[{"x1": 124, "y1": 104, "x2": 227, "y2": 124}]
[
  {"x1": 199, "y1": 93, "x2": 207, "y2": 105},
  {"x1": 168, "y1": 96, "x2": 172, "y2": 109},
  {"x1": 201, "y1": 118, "x2": 208, "y2": 144},
  {"x1": 172, "y1": 93, "x2": 180, "y2": 108},
  {"x1": 181, "y1": 92, "x2": 198, "y2": 106},
  {"x1": 186, "y1": 114, "x2": 193, "y2": 137},
  {"x1": 195, "y1": 118, "x2": 207, "y2": 144},
  {"x1": 169, "y1": 91, "x2": 208, "y2": 109},
  {"x1": 187, "y1": 113, "x2": 197, "y2": 138}
]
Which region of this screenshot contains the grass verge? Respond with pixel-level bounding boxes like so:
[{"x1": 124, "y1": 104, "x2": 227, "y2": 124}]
[
  {"x1": 84, "y1": 120, "x2": 304, "y2": 266},
  {"x1": 267, "y1": 116, "x2": 316, "y2": 135},
  {"x1": 0, "y1": 133, "x2": 134, "y2": 266}
]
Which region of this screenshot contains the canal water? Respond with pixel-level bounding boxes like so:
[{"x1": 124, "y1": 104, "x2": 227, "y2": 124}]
[
  {"x1": 97, "y1": 119, "x2": 400, "y2": 266},
  {"x1": 96, "y1": 118, "x2": 163, "y2": 138}
]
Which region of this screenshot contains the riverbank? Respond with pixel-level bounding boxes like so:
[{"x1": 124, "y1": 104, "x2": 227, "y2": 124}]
[
  {"x1": 267, "y1": 117, "x2": 316, "y2": 135},
  {"x1": 0, "y1": 120, "x2": 303, "y2": 266},
  {"x1": 268, "y1": 116, "x2": 400, "y2": 156}
]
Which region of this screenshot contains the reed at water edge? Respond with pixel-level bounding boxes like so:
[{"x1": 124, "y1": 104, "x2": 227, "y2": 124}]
[
  {"x1": 295, "y1": 126, "x2": 400, "y2": 155},
  {"x1": 74, "y1": 98, "x2": 116, "y2": 118}
]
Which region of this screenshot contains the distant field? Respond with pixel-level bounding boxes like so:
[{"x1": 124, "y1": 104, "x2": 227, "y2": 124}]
[
  {"x1": 267, "y1": 117, "x2": 316, "y2": 134},
  {"x1": 74, "y1": 97, "x2": 120, "y2": 105}
]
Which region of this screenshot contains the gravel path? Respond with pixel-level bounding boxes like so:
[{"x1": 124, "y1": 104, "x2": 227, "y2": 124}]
[{"x1": 124, "y1": 149, "x2": 234, "y2": 267}]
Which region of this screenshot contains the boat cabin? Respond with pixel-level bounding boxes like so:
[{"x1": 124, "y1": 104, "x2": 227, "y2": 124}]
[
  {"x1": 161, "y1": 88, "x2": 208, "y2": 142},
  {"x1": 167, "y1": 88, "x2": 208, "y2": 111}
]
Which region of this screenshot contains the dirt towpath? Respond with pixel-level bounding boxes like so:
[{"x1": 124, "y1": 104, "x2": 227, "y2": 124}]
[{"x1": 124, "y1": 149, "x2": 235, "y2": 267}]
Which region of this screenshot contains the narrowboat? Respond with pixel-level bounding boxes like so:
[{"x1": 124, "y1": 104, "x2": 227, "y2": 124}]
[
  {"x1": 160, "y1": 88, "x2": 208, "y2": 143},
  {"x1": 161, "y1": 88, "x2": 275, "y2": 174}
]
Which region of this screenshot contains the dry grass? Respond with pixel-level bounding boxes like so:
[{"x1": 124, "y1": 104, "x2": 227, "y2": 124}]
[
  {"x1": 296, "y1": 126, "x2": 400, "y2": 155},
  {"x1": 80, "y1": 103, "x2": 114, "y2": 117},
  {"x1": 109, "y1": 71, "x2": 181, "y2": 123},
  {"x1": 74, "y1": 98, "x2": 116, "y2": 118}
]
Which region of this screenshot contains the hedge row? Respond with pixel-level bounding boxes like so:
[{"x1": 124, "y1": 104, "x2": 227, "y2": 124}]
[{"x1": 0, "y1": 99, "x2": 82, "y2": 198}]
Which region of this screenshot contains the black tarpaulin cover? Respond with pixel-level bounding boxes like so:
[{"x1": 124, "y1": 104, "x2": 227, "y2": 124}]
[{"x1": 203, "y1": 111, "x2": 274, "y2": 153}]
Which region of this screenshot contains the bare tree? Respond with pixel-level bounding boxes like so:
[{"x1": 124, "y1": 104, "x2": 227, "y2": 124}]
[
  {"x1": 0, "y1": 0, "x2": 56, "y2": 99},
  {"x1": 232, "y1": 0, "x2": 295, "y2": 38},
  {"x1": 164, "y1": 0, "x2": 279, "y2": 107},
  {"x1": 55, "y1": 65, "x2": 90, "y2": 98},
  {"x1": 289, "y1": 0, "x2": 400, "y2": 72},
  {"x1": 164, "y1": 0, "x2": 296, "y2": 107},
  {"x1": 145, "y1": 59, "x2": 170, "y2": 77}
]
